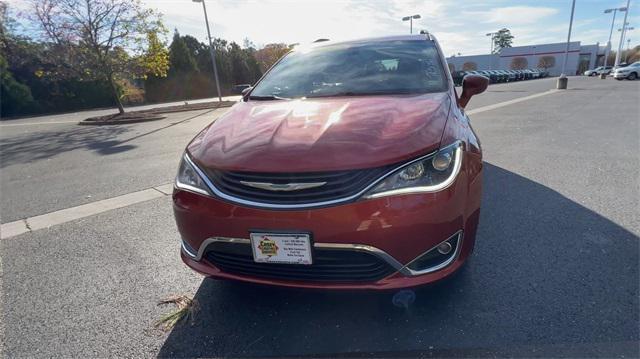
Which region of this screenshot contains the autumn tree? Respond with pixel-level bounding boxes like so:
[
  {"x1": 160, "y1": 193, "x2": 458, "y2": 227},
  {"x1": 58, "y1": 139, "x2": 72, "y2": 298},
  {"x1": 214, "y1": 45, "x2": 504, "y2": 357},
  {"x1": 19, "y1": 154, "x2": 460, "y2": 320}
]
[
  {"x1": 254, "y1": 43, "x2": 291, "y2": 72},
  {"x1": 493, "y1": 28, "x2": 514, "y2": 54},
  {"x1": 30, "y1": 0, "x2": 169, "y2": 114},
  {"x1": 510, "y1": 57, "x2": 528, "y2": 70},
  {"x1": 462, "y1": 62, "x2": 477, "y2": 71},
  {"x1": 537, "y1": 56, "x2": 555, "y2": 70}
]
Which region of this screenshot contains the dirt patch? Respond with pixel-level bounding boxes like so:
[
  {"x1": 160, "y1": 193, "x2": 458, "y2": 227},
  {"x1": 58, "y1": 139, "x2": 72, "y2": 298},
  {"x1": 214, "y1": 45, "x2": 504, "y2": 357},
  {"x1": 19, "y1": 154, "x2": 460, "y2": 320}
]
[{"x1": 79, "y1": 100, "x2": 236, "y2": 125}]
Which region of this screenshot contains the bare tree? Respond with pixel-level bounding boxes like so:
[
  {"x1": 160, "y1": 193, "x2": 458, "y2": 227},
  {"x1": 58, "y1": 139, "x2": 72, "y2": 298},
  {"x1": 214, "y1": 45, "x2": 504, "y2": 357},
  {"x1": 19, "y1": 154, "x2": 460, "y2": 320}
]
[
  {"x1": 30, "y1": 0, "x2": 168, "y2": 114},
  {"x1": 462, "y1": 62, "x2": 477, "y2": 71},
  {"x1": 537, "y1": 56, "x2": 556, "y2": 70},
  {"x1": 510, "y1": 57, "x2": 528, "y2": 70}
]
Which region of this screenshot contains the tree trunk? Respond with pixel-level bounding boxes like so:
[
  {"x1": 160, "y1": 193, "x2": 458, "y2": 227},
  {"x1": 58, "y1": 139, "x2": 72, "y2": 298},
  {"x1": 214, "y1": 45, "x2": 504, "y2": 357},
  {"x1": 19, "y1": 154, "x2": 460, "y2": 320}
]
[{"x1": 108, "y1": 73, "x2": 125, "y2": 114}]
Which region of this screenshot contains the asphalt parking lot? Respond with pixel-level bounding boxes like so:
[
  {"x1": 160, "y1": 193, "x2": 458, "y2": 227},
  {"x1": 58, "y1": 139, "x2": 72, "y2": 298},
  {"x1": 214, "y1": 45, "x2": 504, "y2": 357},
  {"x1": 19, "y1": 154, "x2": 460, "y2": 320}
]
[{"x1": 1, "y1": 77, "x2": 638, "y2": 357}]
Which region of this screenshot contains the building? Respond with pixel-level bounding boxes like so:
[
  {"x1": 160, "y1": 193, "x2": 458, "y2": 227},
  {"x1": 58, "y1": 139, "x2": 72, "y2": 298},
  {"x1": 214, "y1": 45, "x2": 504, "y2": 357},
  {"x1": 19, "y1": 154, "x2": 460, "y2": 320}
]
[{"x1": 446, "y1": 41, "x2": 606, "y2": 76}]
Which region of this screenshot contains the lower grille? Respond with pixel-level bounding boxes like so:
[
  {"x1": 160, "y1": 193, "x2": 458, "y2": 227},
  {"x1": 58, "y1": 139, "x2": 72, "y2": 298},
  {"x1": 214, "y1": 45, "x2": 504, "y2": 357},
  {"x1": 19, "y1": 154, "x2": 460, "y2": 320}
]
[{"x1": 204, "y1": 242, "x2": 395, "y2": 283}]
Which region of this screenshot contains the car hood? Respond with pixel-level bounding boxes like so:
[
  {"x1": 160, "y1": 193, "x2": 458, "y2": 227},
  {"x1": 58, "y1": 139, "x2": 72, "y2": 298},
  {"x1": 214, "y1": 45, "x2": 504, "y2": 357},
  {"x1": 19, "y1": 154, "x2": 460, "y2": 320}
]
[{"x1": 188, "y1": 93, "x2": 451, "y2": 172}]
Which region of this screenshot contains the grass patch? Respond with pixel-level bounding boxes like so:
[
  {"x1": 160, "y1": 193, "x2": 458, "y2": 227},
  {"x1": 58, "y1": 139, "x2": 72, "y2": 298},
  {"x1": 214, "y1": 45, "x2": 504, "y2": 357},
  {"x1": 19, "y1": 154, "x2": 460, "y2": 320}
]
[{"x1": 154, "y1": 294, "x2": 199, "y2": 332}]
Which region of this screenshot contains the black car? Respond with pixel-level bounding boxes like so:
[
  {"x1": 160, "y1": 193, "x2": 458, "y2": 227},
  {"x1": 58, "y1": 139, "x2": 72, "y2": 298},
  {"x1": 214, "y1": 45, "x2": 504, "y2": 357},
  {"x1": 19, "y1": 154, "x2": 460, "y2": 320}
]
[
  {"x1": 477, "y1": 70, "x2": 498, "y2": 83},
  {"x1": 451, "y1": 70, "x2": 468, "y2": 86},
  {"x1": 231, "y1": 84, "x2": 252, "y2": 94}
]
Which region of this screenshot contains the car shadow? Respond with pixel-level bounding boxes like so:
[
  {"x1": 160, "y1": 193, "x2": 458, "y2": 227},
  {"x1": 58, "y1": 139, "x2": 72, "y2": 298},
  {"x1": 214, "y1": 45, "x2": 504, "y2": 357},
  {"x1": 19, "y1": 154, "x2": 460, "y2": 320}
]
[{"x1": 158, "y1": 163, "x2": 639, "y2": 358}]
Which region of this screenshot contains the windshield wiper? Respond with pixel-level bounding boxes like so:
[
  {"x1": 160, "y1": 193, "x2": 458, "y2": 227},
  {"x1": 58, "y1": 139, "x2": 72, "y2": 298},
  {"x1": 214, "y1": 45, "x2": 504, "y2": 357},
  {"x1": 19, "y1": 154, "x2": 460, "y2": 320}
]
[
  {"x1": 306, "y1": 90, "x2": 418, "y2": 98},
  {"x1": 248, "y1": 94, "x2": 290, "y2": 101}
]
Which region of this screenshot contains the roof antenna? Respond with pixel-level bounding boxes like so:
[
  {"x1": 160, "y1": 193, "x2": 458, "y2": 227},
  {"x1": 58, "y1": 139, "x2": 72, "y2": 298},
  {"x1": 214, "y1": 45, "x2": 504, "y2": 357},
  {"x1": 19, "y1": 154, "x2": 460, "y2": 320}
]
[{"x1": 313, "y1": 38, "x2": 330, "y2": 43}]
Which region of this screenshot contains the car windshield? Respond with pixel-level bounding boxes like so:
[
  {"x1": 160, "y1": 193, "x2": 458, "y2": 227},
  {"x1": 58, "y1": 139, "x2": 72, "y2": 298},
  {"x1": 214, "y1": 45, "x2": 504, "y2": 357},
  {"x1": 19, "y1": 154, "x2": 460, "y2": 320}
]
[{"x1": 250, "y1": 40, "x2": 447, "y2": 99}]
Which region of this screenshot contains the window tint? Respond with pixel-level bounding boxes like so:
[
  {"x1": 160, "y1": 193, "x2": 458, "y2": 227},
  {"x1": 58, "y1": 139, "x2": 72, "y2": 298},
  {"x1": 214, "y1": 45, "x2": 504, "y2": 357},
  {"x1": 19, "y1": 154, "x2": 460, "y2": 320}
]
[{"x1": 251, "y1": 40, "x2": 447, "y2": 99}]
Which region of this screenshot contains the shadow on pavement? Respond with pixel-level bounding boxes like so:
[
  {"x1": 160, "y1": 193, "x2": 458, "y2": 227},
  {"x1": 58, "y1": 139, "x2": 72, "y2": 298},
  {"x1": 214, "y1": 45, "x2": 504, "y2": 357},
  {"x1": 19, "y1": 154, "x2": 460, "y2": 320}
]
[
  {"x1": 158, "y1": 163, "x2": 639, "y2": 358},
  {"x1": 0, "y1": 109, "x2": 215, "y2": 168},
  {"x1": 0, "y1": 125, "x2": 131, "y2": 169}
]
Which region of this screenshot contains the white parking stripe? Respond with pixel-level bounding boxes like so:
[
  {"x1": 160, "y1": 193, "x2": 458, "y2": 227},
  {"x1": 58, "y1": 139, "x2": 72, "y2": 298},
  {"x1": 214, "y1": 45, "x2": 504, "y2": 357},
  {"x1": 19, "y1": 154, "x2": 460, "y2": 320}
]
[
  {"x1": 154, "y1": 183, "x2": 175, "y2": 195},
  {"x1": 466, "y1": 89, "x2": 559, "y2": 115},
  {"x1": 1, "y1": 186, "x2": 171, "y2": 240},
  {"x1": 0, "y1": 220, "x2": 30, "y2": 239},
  {"x1": 0, "y1": 88, "x2": 561, "y2": 240}
]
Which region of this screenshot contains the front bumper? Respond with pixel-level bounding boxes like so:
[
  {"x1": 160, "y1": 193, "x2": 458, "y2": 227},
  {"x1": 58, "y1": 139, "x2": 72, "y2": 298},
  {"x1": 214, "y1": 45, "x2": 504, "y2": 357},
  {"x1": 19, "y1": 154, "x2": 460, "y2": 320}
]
[
  {"x1": 613, "y1": 72, "x2": 629, "y2": 79},
  {"x1": 173, "y1": 156, "x2": 482, "y2": 290}
]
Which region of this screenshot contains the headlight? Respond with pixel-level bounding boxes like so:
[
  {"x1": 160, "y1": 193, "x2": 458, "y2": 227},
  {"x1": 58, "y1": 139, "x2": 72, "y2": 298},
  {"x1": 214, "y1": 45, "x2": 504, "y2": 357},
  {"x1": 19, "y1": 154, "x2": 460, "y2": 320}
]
[
  {"x1": 363, "y1": 141, "x2": 463, "y2": 199},
  {"x1": 175, "y1": 154, "x2": 212, "y2": 196}
]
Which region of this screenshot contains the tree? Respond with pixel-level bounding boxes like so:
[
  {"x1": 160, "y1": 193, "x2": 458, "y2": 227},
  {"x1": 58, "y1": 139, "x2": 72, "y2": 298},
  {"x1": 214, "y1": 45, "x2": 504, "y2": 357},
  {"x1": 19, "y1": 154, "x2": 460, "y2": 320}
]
[
  {"x1": 30, "y1": 0, "x2": 169, "y2": 114},
  {"x1": 537, "y1": 56, "x2": 555, "y2": 70},
  {"x1": 510, "y1": 57, "x2": 528, "y2": 70},
  {"x1": 462, "y1": 62, "x2": 477, "y2": 71},
  {"x1": 493, "y1": 28, "x2": 514, "y2": 54},
  {"x1": 254, "y1": 43, "x2": 291, "y2": 72},
  {"x1": 169, "y1": 30, "x2": 197, "y2": 74},
  {"x1": 447, "y1": 63, "x2": 455, "y2": 72}
]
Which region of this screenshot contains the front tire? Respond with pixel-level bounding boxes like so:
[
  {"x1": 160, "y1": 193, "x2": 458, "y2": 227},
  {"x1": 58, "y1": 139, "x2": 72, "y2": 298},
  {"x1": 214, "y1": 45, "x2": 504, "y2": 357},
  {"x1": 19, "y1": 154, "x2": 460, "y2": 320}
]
[{"x1": 628, "y1": 72, "x2": 637, "y2": 80}]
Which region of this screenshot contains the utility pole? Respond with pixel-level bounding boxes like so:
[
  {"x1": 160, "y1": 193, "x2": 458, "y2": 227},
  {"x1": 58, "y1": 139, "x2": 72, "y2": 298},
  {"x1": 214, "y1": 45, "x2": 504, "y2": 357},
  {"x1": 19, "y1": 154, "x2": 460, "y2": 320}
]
[
  {"x1": 193, "y1": 0, "x2": 222, "y2": 102},
  {"x1": 557, "y1": 0, "x2": 576, "y2": 89},
  {"x1": 614, "y1": 0, "x2": 632, "y2": 67}
]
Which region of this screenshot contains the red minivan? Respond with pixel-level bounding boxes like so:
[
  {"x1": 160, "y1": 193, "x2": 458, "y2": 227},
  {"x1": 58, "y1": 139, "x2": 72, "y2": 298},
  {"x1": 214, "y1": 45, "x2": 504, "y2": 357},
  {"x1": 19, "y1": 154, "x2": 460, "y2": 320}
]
[{"x1": 173, "y1": 34, "x2": 489, "y2": 290}]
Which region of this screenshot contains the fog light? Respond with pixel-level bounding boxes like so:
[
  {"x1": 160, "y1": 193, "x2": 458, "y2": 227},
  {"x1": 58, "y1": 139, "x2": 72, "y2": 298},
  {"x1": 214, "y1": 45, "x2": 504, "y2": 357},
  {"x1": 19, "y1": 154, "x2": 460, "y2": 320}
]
[
  {"x1": 405, "y1": 231, "x2": 462, "y2": 274},
  {"x1": 437, "y1": 242, "x2": 452, "y2": 255}
]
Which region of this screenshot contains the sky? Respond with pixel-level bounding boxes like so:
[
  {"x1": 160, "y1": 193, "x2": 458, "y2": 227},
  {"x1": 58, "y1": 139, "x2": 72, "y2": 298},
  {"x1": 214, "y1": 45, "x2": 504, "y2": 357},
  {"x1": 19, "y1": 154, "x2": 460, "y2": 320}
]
[{"x1": 6, "y1": 0, "x2": 639, "y2": 56}]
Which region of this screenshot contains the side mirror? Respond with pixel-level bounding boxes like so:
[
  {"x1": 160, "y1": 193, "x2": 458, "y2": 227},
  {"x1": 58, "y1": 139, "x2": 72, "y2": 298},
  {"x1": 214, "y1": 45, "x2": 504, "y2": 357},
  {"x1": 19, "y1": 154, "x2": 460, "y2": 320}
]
[
  {"x1": 241, "y1": 86, "x2": 253, "y2": 101},
  {"x1": 457, "y1": 75, "x2": 489, "y2": 109}
]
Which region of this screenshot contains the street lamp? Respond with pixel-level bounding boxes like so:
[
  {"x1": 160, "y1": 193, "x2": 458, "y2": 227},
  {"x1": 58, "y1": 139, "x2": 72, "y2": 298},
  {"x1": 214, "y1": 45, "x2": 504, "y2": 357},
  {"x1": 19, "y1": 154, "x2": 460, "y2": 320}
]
[
  {"x1": 402, "y1": 14, "x2": 421, "y2": 34},
  {"x1": 602, "y1": 6, "x2": 627, "y2": 75},
  {"x1": 557, "y1": 0, "x2": 576, "y2": 90},
  {"x1": 619, "y1": 26, "x2": 635, "y2": 63},
  {"x1": 193, "y1": 0, "x2": 222, "y2": 102},
  {"x1": 614, "y1": 0, "x2": 631, "y2": 68},
  {"x1": 486, "y1": 32, "x2": 497, "y2": 54}
]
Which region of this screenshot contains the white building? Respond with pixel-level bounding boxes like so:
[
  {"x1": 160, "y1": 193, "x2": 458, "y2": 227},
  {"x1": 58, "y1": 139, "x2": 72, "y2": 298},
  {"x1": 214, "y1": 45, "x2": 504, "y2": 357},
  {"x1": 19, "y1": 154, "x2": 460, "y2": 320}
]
[{"x1": 447, "y1": 41, "x2": 606, "y2": 76}]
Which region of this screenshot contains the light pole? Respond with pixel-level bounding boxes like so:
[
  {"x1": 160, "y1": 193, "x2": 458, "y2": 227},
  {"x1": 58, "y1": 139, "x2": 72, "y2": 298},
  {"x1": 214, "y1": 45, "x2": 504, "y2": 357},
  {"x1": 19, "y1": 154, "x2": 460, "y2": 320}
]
[
  {"x1": 402, "y1": 14, "x2": 421, "y2": 34},
  {"x1": 557, "y1": 0, "x2": 576, "y2": 90},
  {"x1": 486, "y1": 32, "x2": 497, "y2": 54},
  {"x1": 626, "y1": 38, "x2": 632, "y2": 62},
  {"x1": 614, "y1": 0, "x2": 632, "y2": 68},
  {"x1": 618, "y1": 25, "x2": 635, "y2": 60},
  {"x1": 193, "y1": 0, "x2": 222, "y2": 102},
  {"x1": 602, "y1": 6, "x2": 627, "y2": 78}
]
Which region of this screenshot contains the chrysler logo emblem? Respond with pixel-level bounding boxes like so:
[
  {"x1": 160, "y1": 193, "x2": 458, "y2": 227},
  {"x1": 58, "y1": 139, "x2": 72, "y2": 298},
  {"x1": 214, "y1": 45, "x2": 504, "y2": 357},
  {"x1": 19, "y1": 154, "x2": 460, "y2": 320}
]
[{"x1": 240, "y1": 181, "x2": 327, "y2": 191}]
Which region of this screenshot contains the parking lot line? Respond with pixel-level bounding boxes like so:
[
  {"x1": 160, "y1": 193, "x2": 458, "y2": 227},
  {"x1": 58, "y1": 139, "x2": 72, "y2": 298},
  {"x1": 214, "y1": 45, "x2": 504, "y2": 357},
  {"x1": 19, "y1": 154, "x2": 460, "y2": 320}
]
[
  {"x1": 466, "y1": 89, "x2": 559, "y2": 115},
  {"x1": 0, "y1": 88, "x2": 563, "y2": 240},
  {"x1": 0, "y1": 185, "x2": 172, "y2": 240}
]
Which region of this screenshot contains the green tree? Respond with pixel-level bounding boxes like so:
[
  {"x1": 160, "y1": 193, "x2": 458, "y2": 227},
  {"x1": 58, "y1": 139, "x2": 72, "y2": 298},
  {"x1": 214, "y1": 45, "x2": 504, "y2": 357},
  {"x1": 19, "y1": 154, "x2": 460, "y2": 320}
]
[
  {"x1": 254, "y1": 43, "x2": 291, "y2": 72},
  {"x1": 30, "y1": 0, "x2": 169, "y2": 114},
  {"x1": 0, "y1": 53, "x2": 34, "y2": 116},
  {"x1": 493, "y1": 28, "x2": 514, "y2": 54},
  {"x1": 169, "y1": 30, "x2": 198, "y2": 74}
]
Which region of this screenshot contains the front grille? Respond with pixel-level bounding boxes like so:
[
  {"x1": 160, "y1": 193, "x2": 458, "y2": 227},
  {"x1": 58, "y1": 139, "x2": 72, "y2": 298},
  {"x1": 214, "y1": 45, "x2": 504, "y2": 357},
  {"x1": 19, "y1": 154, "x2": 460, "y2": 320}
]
[
  {"x1": 201, "y1": 166, "x2": 392, "y2": 205},
  {"x1": 204, "y1": 242, "x2": 396, "y2": 283}
]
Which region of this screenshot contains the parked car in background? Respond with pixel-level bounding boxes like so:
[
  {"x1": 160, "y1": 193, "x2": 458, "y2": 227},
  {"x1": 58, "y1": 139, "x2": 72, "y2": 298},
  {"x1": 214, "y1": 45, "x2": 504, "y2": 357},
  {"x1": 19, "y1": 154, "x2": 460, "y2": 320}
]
[
  {"x1": 174, "y1": 34, "x2": 489, "y2": 290},
  {"x1": 584, "y1": 66, "x2": 612, "y2": 76},
  {"x1": 503, "y1": 70, "x2": 517, "y2": 82},
  {"x1": 613, "y1": 61, "x2": 640, "y2": 80},
  {"x1": 232, "y1": 84, "x2": 253, "y2": 94},
  {"x1": 477, "y1": 70, "x2": 498, "y2": 83},
  {"x1": 451, "y1": 70, "x2": 468, "y2": 86}
]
